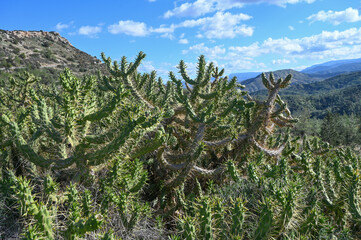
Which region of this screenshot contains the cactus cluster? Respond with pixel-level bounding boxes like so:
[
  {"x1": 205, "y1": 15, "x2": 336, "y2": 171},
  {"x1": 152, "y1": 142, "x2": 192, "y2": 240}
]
[{"x1": 1, "y1": 51, "x2": 361, "y2": 239}]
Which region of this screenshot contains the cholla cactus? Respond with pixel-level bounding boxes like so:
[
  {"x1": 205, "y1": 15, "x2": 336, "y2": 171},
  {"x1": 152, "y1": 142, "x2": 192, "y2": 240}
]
[
  {"x1": 199, "y1": 197, "x2": 213, "y2": 240},
  {"x1": 9, "y1": 172, "x2": 55, "y2": 240},
  {"x1": 7, "y1": 51, "x2": 355, "y2": 239},
  {"x1": 154, "y1": 56, "x2": 297, "y2": 198},
  {"x1": 1, "y1": 54, "x2": 163, "y2": 178}
]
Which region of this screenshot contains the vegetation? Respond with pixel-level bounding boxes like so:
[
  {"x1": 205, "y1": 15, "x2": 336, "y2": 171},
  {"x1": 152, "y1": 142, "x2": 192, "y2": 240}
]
[
  {"x1": 1, "y1": 52, "x2": 361, "y2": 239},
  {"x1": 252, "y1": 72, "x2": 361, "y2": 147}
]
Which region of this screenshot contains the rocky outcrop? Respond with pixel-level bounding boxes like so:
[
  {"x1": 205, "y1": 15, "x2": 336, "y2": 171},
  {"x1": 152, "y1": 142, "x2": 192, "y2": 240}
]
[{"x1": 0, "y1": 30, "x2": 72, "y2": 46}]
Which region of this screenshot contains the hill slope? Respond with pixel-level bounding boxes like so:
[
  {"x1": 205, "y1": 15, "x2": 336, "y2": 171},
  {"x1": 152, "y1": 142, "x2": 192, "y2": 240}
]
[
  {"x1": 252, "y1": 71, "x2": 361, "y2": 118},
  {"x1": 274, "y1": 71, "x2": 361, "y2": 95},
  {"x1": 0, "y1": 29, "x2": 105, "y2": 82}
]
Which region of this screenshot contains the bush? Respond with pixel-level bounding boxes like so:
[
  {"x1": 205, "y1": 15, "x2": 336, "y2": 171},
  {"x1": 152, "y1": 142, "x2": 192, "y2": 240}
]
[{"x1": 42, "y1": 48, "x2": 55, "y2": 60}]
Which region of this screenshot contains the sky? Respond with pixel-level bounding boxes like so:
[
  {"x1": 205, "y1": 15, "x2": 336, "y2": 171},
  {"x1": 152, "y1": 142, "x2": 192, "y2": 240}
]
[{"x1": 1, "y1": 0, "x2": 361, "y2": 78}]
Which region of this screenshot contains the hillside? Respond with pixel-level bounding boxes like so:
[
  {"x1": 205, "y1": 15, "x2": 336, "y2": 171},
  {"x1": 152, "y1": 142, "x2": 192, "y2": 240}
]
[
  {"x1": 259, "y1": 71, "x2": 361, "y2": 96},
  {"x1": 252, "y1": 71, "x2": 361, "y2": 118},
  {"x1": 242, "y1": 69, "x2": 323, "y2": 92},
  {"x1": 0, "y1": 29, "x2": 105, "y2": 82},
  {"x1": 285, "y1": 84, "x2": 361, "y2": 118}
]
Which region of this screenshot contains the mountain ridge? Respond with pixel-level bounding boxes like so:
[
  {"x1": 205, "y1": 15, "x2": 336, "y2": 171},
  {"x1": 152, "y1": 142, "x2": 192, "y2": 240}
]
[
  {"x1": 230, "y1": 57, "x2": 361, "y2": 92},
  {"x1": 240, "y1": 69, "x2": 323, "y2": 92}
]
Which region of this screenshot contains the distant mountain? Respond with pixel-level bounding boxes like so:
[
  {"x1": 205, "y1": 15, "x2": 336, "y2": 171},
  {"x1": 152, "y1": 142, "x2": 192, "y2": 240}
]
[
  {"x1": 302, "y1": 58, "x2": 361, "y2": 77},
  {"x1": 229, "y1": 72, "x2": 261, "y2": 82},
  {"x1": 252, "y1": 71, "x2": 361, "y2": 118},
  {"x1": 242, "y1": 69, "x2": 323, "y2": 92},
  {"x1": 0, "y1": 29, "x2": 106, "y2": 82},
  {"x1": 278, "y1": 71, "x2": 361, "y2": 95}
]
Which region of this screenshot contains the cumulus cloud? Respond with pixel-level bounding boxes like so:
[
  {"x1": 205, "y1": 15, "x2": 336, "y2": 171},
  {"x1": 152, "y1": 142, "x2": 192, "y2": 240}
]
[
  {"x1": 179, "y1": 11, "x2": 253, "y2": 38},
  {"x1": 182, "y1": 43, "x2": 226, "y2": 59},
  {"x1": 272, "y1": 59, "x2": 291, "y2": 65},
  {"x1": 78, "y1": 26, "x2": 102, "y2": 36},
  {"x1": 179, "y1": 38, "x2": 189, "y2": 44},
  {"x1": 243, "y1": 0, "x2": 315, "y2": 7},
  {"x1": 149, "y1": 24, "x2": 176, "y2": 34},
  {"x1": 164, "y1": 0, "x2": 315, "y2": 18},
  {"x1": 139, "y1": 61, "x2": 156, "y2": 72},
  {"x1": 226, "y1": 28, "x2": 361, "y2": 60},
  {"x1": 164, "y1": 0, "x2": 225, "y2": 19},
  {"x1": 108, "y1": 20, "x2": 149, "y2": 36},
  {"x1": 224, "y1": 58, "x2": 267, "y2": 72},
  {"x1": 108, "y1": 11, "x2": 253, "y2": 40},
  {"x1": 183, "y1": 27, "x2": 361, "y2": 72},
  {"x1": 228, "y1": 43, "x2": 265, "y2": 58},
  {"x1": 55, "y1": 22, "x2": 72, "y2": 31},
  {"x1": 307, "y1": 7, "x2": 361, "y2": 25},
  {"x1": 108, "y1": 21, "x2": 177, "y2": 38}
]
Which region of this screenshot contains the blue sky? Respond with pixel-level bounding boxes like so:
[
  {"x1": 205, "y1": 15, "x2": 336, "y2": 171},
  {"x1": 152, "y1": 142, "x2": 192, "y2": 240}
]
[{"x1": 1, "y1": 0, "x2": 361, "y2": 77}]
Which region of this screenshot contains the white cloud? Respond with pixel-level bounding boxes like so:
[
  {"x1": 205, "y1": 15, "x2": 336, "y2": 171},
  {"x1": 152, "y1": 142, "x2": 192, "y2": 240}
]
[
  {"x1": 249, "y1": 27, "x2": 361, "y2": 59},
  {"x1": 228, "y1": 43, "x2": 266, "y2": 57},
  {"x1": 307, "y1": 7, "x2": 361, "y2": 25},
  {"x1": 160, "y1": 32, "x2": 176, "y2": 40},
  {"x1": 224, "y1": 58, "x2": 267, "y2": 72},
  {"x1": 184, "y1": 27, "x2": 361, "y2": 72},
  {"x1": 263, "y1": 37, "x2": 303, "y2": 54},
  {"x1": 164, "y1": 0, "x2": 224, "y2": 18},
  {"x1": 164, "y1": 0, "x2": 315, "y2": 18},
  {"x1": 150, "y1": 24, "x2": 176, "y2": 34},
  {"x1": 179, "y1": 11, "x2": 253, "y2": 39},
  {"x1": 139, "y1": 61, "x2": 156, "y2": 72},
  {"x1": 55, "y1": 22, "x2": 71, "y2": 31},
  {"x1": 179, "y1": 38, "x2": 189, "y2": 44},
  {"x1": 107, "y1": 11, "x2": 252, "y2": 40},
  {"x1": 272, "y1": 59, "x2": 291, "y2": 65},
  {"x1": 78, "y1": 26, "x2": 102, "y2": 36},
  {"x1": 247, "y1": 0, "x2": 315, "y2": 7},
  {"x1": 148, "y1": 0, "x2": 156, "y2": 2},
  {"x1": 182, "y1": 43, "x2": 226, "y2": 59},
  {"x1": 289, "y1": 25, "x2": 295, "y2": 31},
  {"x1": 108, "y1": 20, "x2": 149, "y2": 36}
]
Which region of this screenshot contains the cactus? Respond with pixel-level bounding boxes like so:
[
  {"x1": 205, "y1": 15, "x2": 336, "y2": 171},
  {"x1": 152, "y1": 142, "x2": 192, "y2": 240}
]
[
  {"x1": 179, "y1": 216, "x2": 197, "y2": 240},
  {"x1": 34, "y1": 203, "x2": 54, "y2": 240},
  {"x1": 8, "y1": 173, "x2": 54, "y2": 239},
  {"x1": 255, "y1": 201, "x2": 273, "y2": 240},
  {"x1": 199, "y1": 197, "x2": 213, "y2": 240},
  {"x1": 4, "y1": 51, "x2": 361, "y2": 239},
  {"x1": 231, "y1": 197, "x2": 246, "y2": 238},
  {"x1": 213, "y1": 198, "x2": 228, "y2": 239},
  {"x1": 348, "y1": 170, "x2": 361, "y2": 225},
  {"x1": 154, "y1": 58, "x2": 297, "y2": 206},
  {"x1": 65, "y1": 183, "x2": 103, "y2": 239},
  {"x1": 99, "y1": 157, "x2": 150, "y2": 231},
  {"x1": 314, "y1": 157, "x2": 334, "y2": 206},
  {"x1": 1, "y1": 56, "x2": 162, "y2": 178},
  {"x1": 227, "y1": 160, "x2": 242, "y2": 182}
]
